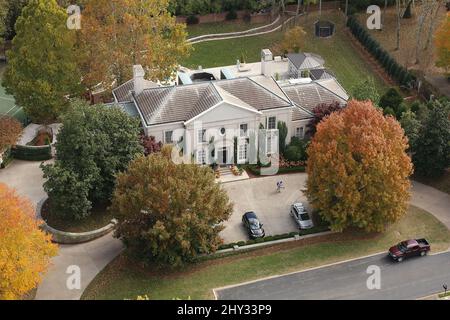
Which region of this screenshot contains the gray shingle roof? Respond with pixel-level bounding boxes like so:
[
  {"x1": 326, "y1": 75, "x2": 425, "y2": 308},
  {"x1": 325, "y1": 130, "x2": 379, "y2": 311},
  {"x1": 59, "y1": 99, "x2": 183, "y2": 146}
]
[
  {"x1": 309, "y1": 68, "x2": 335, "y2": 80},
  {"x1": 112, "y1": 79, "x2": 159, "y2": 103},
  {"x1": 282, "y1": 80, "x2": 348, "y2": 114},
  {"x1": 292, "y1": 106, "x2": 314, "y2": 121},
  {"x1": 287, "y1": 53, "x2": 325, "y2": 70},
  {"x1": 134, "y1": 77, "x2": 292, "y2": 126},
  {"x1": 112, "y1": 80, "x2": 134, "y2": 103},
  {"x1": 214, "y1": 78, "x2": 291, "y2": 111}
]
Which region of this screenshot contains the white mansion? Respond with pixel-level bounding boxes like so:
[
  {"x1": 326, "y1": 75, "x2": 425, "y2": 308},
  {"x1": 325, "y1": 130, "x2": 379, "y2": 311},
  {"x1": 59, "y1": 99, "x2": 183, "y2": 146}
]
[{"x1": 112, "y1": 49, "x2": 348, "y2": 165}]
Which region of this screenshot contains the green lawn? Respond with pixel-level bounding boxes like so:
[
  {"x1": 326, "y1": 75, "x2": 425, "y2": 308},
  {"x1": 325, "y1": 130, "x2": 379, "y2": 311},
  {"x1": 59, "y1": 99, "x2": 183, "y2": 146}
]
[
  {"x1": 82, "y1": 206, "x2": 450, "y2": 300},
  {"x1": 183, "y1": 31, "x2": 282, "y2": 69},
  {"x1": 187, "y1": 21, "x2": 266, "y2": 38},
  {"x1": 182, "y1": 11, "x2": 388, "y2": 94}
]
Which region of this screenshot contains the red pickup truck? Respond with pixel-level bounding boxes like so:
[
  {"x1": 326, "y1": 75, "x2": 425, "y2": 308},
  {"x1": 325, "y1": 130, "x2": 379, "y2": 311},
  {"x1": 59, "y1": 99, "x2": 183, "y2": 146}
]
[{"x1": 388, "y1": 239, "x2": 430, "y2": 262}]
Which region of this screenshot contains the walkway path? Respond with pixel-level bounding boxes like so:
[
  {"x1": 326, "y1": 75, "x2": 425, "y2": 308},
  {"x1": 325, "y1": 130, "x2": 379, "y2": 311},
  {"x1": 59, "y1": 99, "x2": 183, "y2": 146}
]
[
  {"x1": 35, "y1": 233, "x2": 123, "y2": 300},
  {"x1": 411, "y1": 180, "x2": 450, "y2": 230},
  {"x1": 187, "y1": 14, "x2": 302, "y2": 44}
]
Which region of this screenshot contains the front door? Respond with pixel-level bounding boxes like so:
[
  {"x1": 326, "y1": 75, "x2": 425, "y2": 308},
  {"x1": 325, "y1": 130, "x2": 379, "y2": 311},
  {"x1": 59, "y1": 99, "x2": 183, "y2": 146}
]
[{"x1": 218, "y1": 147, "x2": 228, "y2": 166}]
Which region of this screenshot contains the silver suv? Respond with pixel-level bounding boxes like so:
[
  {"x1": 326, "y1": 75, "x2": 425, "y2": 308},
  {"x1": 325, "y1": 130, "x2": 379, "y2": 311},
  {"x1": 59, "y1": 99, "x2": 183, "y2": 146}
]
[{"x1": 290, "y1": 203, "x2": 314, "y2": 229}]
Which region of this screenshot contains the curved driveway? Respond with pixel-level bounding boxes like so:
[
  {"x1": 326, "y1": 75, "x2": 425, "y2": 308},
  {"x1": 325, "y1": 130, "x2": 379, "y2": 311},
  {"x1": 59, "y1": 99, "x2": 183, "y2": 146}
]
[{"x1": 1, "y1": 162, "x2": 449, "y2": 300}]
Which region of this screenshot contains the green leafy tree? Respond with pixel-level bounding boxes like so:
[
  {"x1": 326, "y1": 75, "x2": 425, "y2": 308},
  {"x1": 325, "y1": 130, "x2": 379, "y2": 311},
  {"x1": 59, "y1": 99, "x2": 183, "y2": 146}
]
[
  {"x1": 41, "y1": 164, "x2": 92, "y2": 219},
  {"x1": 351, "y1": 78, "x2": 380, "y2": 106},
  {"x1": 2, "y1": 0, "x2": 81, "y2": 124},
  {"x1": 413, "y1": 101, "x2": 450, "y2": 177},
  {"x1": 306, "y1": 100, "x2": 412, "y2": 232},
  {"x1": 42, "y1": 100, "x2": 143, "y2": 219},
  {"x1": 111, "y1": 148, "x2": 233, "y2": 266},
  {"x1": 400, "y1": 110, "x2": 421, "y2": 152},
  {"x1": 379, "y1": 88, "x2": 405, "y2": 119}
]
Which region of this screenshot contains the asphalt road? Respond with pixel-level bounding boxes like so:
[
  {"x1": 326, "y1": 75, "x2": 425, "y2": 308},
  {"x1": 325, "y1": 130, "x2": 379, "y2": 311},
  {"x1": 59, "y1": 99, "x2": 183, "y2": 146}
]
[{"x1": 216, "y1": 252, "x2": 450, "y2": 300}]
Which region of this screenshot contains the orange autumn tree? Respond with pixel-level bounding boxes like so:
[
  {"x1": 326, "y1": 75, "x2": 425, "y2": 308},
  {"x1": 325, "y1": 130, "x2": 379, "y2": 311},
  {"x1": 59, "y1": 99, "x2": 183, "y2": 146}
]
[
  {"x1": 306, "y1": 100, "x2": 413, "y2": 232},
  {"x1": 0, "y1": 116, "x2": 22, "y2": 152},
  {"x1": 0, "y1": 183, "x2": 58, "y2": 300},
  {"x1": 435, "y1": 13, "x2": 450, "y2": 74},
  {"x1": 77, "y1": 0, "x2": 191, "y2": 89}
]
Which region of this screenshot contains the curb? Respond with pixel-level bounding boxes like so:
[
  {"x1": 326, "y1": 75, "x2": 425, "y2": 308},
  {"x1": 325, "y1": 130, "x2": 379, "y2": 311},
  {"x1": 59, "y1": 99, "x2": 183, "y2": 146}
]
[
  {"x1": 214, "y1": 230, "x2": 334, "y2": 255},
  {"x1": 36, "y1": 197, "x2": 117, "y2": 244},
  {"x1": 212, "y1": 251, "x2": 386, "y2": 299}
]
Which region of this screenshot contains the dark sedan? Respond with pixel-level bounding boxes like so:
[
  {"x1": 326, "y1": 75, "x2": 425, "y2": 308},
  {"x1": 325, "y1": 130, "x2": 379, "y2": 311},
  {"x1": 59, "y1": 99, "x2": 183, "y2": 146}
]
[{"x1": 242, "y1": 211, "x2": 265, "y2": 239}]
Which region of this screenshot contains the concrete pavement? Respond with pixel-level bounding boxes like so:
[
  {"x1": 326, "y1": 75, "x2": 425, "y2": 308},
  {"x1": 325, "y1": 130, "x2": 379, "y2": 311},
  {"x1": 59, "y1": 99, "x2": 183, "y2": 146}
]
[
  {"x1": 411, "y1": 180, "x2": 450, "y2": 230},
  {"x1": 0, "y1": 159, "x2": 123, "y2": 300},
  {"x1": 2, "y1": 161, "x2": 449, "y2": 300},
  {"x1": 216, "y1": 251, "x2": 450, "y2": 300},
  {"x1": 0, "y1": 159, "x2": 49, "y2": 205},
  {"x1": 220, "y1": 173, "x2": 309, "y2": 243},
  {"x1": 35, "y1": 233, "x2": 123, "y2": 300}
]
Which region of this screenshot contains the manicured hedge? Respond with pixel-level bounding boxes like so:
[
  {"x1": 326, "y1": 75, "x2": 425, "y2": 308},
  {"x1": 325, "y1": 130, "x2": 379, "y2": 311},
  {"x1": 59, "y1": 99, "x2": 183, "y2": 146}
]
[
  {"x1": 346, "y1": 16, "x2": 416, "y2": 88},
  {"x1": 12, "y1": 144, "x2": 52, "y2": 161},
  {"x1": 0, "y1": 147, "x2": 13, "y2": 168},
  {"x1": 218, "y1": 226, "x2": 331, "y2": 250},
  {"x1": 244, "y1": 164, "x2": 305, "y2": 176}
]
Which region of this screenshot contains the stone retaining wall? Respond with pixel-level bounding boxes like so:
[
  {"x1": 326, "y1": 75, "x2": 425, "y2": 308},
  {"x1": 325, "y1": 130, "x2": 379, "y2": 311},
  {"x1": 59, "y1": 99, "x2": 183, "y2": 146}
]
[{"x1": 36, "y1": 197, "x2": 117, "y2": 244}]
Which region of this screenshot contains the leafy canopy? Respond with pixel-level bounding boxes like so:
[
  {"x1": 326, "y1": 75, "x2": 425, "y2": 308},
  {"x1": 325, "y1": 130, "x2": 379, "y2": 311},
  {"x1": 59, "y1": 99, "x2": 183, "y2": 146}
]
[
  {"x1": 0, "y1": 183, "x2": 58, "y2": 300},
  {"x1": 2, "y1": 0, "x2": 81, "y2": 124},
  {"x1": 306, "y1": 100, "x2": 413, "y2": 232},
  {"x1": 111, "y1": 147, "x2": 233, "y2": 266},
  {"x1": 351, "y1": 78, "x2": 380, "y2": 106},
  {"x1": 413, "y1": 100, "x2": 450, "y2": 178},
  {"x1": 307, "y1": 101, "x2": 343, "y2": 136},
  {"x1": 0, "y1": 116, "x2": 22, "y2": 151},
  {"x1": 78, "y1": 0, "x2": 191, "y2": 89},
  {"x1": 42, "y1": 100, "x2": 143, "y2": 219}
]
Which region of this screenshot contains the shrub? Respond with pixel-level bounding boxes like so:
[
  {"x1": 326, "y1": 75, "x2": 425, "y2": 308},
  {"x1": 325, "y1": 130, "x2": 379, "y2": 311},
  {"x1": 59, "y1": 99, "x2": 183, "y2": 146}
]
[
  {"x1": 379, "y1": 88, "x2": 404, "y2": 118},
  {"x1": 12, "y1": 145, "x2": 52, "y2": 161},
  {"x1": 243, "y1": 12, "x2": 251, "y2": 23},
  {"x1": 347, "y1": 15, "x2": 415, "y2": 88},
  {"x1": 226, "y1": 10, "x2": 237, "y2": 20},
  {"x1": 284, "y1": 145, "x2": 302, "y2": 162},
  {"x1": 0, "y1": 147, "x2": 13, "y2": 169},
  {"x1": 186, "y1": 15, "x2": 199, "y2": 25}
]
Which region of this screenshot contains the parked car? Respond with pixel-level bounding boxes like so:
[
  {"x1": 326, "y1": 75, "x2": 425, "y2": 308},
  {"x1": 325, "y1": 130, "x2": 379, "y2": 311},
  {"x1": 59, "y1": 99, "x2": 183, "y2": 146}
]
[
  {"x1": 242, "y1": 211, "x2": 265, "y2": 239},
  {"x1": 388, "y1": 239, "x2": 430, "y2": 262},
  {"x1": 290, "y1": 202, "x2": 314, "y2": 229}
]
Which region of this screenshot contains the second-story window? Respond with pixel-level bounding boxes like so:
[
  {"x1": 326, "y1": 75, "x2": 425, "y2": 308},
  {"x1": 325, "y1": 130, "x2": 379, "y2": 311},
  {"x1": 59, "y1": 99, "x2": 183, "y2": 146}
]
[
  {"x1": 267, "y1": 116, "x2": 276, "y2": 130},
  {"x1": 197, "y1": 129, "x2": 206, "y2": 143},
  {"x1": 239, "y1": 123, "x2": 248, "y2": 137},
  {"x1": 164, "y1": 130, "x2": 173, "y2": 144}
]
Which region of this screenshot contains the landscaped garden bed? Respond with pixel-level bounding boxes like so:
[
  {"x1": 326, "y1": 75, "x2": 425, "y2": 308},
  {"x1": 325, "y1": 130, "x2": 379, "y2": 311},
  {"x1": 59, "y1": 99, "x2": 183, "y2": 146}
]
[
  {"x1": 40, "y1": 198, "x2": 115, "y2": 233},
  {"x1": 26, "y1": 128, "x2": 53, "y2": 146}
]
